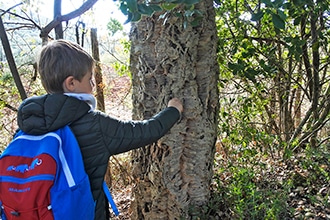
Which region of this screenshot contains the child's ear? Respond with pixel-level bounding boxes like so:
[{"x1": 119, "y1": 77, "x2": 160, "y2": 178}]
[{"x1": 63, "y1": 76, "x2": 76, "y2": 92}]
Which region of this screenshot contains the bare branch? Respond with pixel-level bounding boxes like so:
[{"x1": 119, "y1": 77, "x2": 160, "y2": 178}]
[
  {"x1": 0, "y1": 98, "x2": 18, "y2": 112},
  {"x1": 0, "y1": 9, "x2": 42, "y2": 30},
  {"x1": 0, "y1": 2, "x2": 23, "y2": 16},
  {"x1": 40, "y1": 0, "x2": 99, "y2": 39}
]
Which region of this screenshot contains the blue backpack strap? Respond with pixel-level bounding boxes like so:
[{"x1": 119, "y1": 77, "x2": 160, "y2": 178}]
[
  {"x1": 103, "y1": 181, "x2": 119, "y2": 216},
  {"x1": 0, "y1": 200, "x2": 7, "y2": 220}
]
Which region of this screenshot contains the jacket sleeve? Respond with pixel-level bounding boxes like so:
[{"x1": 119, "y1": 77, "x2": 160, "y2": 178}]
[{"x1": 99, "y1": 107, "x2": 180, "y2": 155}]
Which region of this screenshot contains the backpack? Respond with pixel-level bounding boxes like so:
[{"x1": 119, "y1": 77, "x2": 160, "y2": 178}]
[{"x1": 0, "y1": 125, "x2": 118, "y2": 220}]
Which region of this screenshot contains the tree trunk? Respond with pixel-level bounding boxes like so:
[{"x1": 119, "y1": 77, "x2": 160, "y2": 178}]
[
  {"x1": 91, "y1": 28, "x2": 105, "y2": 112},
  {"x1": 54, "y1": 0, "x2": 63, "y2": 39},
  {"x1": 129, "y1": 0, "x2": 219, "y2": 219},
  {"x1": 40, "y1": 0, "x2": 98, "y2": 44},
  {"x1": 0, "y1": 15, "x2": 27, "y2": 100}
]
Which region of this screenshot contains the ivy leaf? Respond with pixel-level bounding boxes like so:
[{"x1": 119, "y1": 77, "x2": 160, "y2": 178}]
[{"x1": 272, "y1": 13, "x2": 285, "y2": 30}]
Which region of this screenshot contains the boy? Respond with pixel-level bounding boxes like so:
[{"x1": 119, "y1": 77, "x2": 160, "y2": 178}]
[{"x1": 17, "y1": 40, "x2": 183, "y2": 219}]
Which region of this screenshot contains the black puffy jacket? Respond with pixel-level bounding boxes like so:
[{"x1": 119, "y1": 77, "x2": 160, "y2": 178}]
[{"x1": 17, "y1": 94, "x2": 180, "y2": 219}]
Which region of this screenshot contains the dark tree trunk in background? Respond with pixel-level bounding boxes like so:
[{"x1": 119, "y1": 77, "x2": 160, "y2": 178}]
[
  {"x1": 0, "y1": 15, "x2": 27, "y2": 100},
  {"x1": 40, "y1": 0, "x2": 98, "y2": 44},
  {"x1": 129, "y1": 0, "x2": 219, "y2": 218},
  {"x1": 91, "y1": 28, "x2": 105, "y2": 112},
  {"x1": 54, "y1": 0, "x2": 63, "y2": 39}
]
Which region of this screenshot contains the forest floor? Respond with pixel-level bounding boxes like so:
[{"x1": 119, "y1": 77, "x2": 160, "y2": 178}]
[
  {"x1": 106, "y1": 74, "x2": 330, "y2": 220},
  {"x1": 212, "y1": 148, "x2": 330, "y2": 220},
  {"x1": 103, "y1": 74, "x2": 133, "y2": 219}
]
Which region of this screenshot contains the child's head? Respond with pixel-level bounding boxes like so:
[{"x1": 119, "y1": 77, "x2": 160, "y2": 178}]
[{"x1": 38, "y1": 39, "x2": 95, "y2": 94}]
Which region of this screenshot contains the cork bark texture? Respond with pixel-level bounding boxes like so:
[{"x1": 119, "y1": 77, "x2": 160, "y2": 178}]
[{"x1": 129, "y1": 0, "x2": 219, "y2": 219}]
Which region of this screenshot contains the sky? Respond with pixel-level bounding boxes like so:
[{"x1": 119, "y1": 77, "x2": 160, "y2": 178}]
[
  {"x1": 2, "y1": 0, "x2": 129, "y2": 36},
  {"x1": 55, "y1": 0, "x2": 128, "y2": 32},
  {"x1": 44, "y1": 0, "x2": 129, "y2": 34}
]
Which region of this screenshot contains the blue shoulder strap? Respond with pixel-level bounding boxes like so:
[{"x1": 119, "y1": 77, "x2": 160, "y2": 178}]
[{"x1": 103, "y1": 181, "x2": 119, "y2": 216}]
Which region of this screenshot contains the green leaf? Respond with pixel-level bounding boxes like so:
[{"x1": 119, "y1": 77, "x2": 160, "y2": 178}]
[
  {"x1": 292, "y1": 0, "x2": 304, "y2": 6},
  {"x1": 272, "y1": 13, "x2": 285, "y2": 29},
  {"x1": 251, "y1": 11, "x2": 264, "y2": 21},
  {"x1": 124, "y1": 12, "x2": 133, "y2": 23},
  {"x1": 131, "y1": 12, "x2": 142, "y2": 22},
  {"x1": 293, "y1": 16, "x2": 301, "y2": 25},
  {"x1": 149, "y1": 5, "x2": 163, "y2": 12},
  {"x1": 183, "y1": 0, "x2": 200, "y2": 5},
  {"x1": 184, "y1": 3, "x2": 195, "y2": 10},
  {"x1": 124, "y1": 11, "x2": 142, "y2": 23},
  {"x1": 171, "y1": 0, "x2": 186, "y2": 3},
  {"x1": 161, "y1": 3, "x2": 177, "y2": 10},
  {"x1": 191, "y1": 16, "x2": 202, "y2": 27},
  {"x1": 107, "y1": 18, "x2": 123, "y2": 36},
  {"x1": 273, "y1": 0, "x2": 284, "y2": 7},
  {"x1": 282, "y1": 2, "x2": 291, "y2": 9},
  {"x1": 228, "y1": 62, "x2": 237, "y2": 72},
  {"x1": 277, "y1": 9, "x2": 286, "y2": 21},
  {"x1": 245, "y1": 68, "x2": 258, "y2": 82},
  {"x1": 120, "y1": 2, "x2": 129, "y2": 15},
  {"x1": 126, "y1": 0, "x2": 138, "y2": 11},
  {"x1": 138, "y1": 4, "x2": 154, "y2": 16},
  {"x1": 228, "y1": 61, "x2": 245, "y2": 74},
  {"x1": 261, "y1": 0, "x2": 273, "y2": 7}
]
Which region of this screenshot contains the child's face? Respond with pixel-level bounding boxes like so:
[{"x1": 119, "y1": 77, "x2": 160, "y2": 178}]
[{"x1": 74, "y1": 72, "x2": 95, "y2": 94}]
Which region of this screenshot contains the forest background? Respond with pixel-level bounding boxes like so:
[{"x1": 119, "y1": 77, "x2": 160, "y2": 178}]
[{"x1": 0, "y1": 0, "x2": 330, "y2": 219}]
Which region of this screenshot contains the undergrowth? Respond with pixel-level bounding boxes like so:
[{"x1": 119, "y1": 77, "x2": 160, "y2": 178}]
[{"x1": 196, "y1": 143, "x2": 330, "y2": 220}]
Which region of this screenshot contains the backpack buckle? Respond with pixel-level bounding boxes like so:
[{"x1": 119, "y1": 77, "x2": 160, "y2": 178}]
[{"x1": 10, "y1": 210, "x2": 20, "y2": 216}]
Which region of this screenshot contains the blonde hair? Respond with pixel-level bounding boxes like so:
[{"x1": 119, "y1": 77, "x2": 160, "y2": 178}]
[{"x1": 38, "y1": 39, "x2": 95, "y2": 94}]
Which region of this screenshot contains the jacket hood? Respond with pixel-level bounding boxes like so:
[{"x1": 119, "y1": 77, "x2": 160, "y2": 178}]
[{"x1": 17, "y1": 94, "x2": 91, "y2": 135}]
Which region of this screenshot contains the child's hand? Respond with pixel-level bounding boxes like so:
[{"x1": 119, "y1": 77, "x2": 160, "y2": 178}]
[{"x1": 168, "y1": 98, "x2": 183, "y2": 113}]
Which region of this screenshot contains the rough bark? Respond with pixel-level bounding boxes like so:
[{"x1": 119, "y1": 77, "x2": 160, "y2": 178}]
[{"x1": 129, "y1": 0, "x2": 219, "y2": 219}]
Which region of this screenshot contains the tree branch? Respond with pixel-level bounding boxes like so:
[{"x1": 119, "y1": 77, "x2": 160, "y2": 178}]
[
  {"x1": 0, "y1": 98, "x2": 18, "y2": 112},
  {"x1": 40, "y1": 0, "x2": 99, "y2": 40},
  {"x1": 0, "y1": 6, "x2": 42, "y2": 30},
  {"x1": 0, "y1": 2, "x2": 23, "y2": 16}
]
